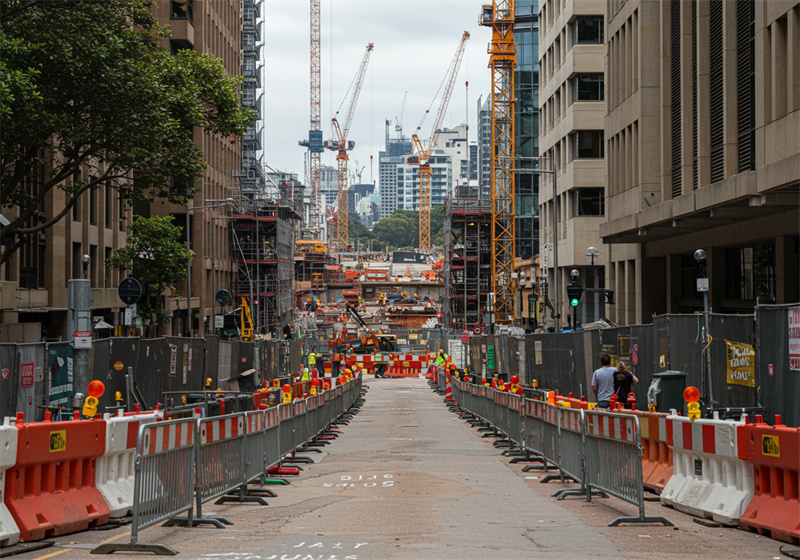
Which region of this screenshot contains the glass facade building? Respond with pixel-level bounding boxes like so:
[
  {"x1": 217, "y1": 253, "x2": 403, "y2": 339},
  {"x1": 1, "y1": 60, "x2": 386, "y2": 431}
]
[{"x1": 514, "y1": 1, "x2": 539, "y2": 260}]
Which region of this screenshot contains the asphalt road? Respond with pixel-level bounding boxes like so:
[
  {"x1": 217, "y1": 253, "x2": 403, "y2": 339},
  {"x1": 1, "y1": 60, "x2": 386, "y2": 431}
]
[{"x1": 11, "y1": 377, "x2": 792, "y2": 560}]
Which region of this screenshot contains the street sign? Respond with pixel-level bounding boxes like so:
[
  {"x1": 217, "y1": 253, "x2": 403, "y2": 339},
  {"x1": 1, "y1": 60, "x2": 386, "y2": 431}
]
[
  {"x1": 696, "y1": 278, "x2": 709, "y2": 292},
  {"x1": 215, "y1": 289, "x2": 232, "y2": 306},
  {"x1": 215, "y1": 315, "x2": 224, "y2": 328},
  {"x1": 118, "y1": 277, "x2": 143, "y2": 305},
  {"x1": 74, "y1": 331, "x2": 92, "y2": 349},
  {"x1": 473, "y1": 326, "x2": 483, "y2": 336}
]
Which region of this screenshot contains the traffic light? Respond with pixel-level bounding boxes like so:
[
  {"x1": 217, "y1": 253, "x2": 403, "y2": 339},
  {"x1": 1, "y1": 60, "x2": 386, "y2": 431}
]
[
  {"x1": 566, "y1": 281, "x2": 583, "y2": 307},
  {"x1": 605, "y1": 290, "x2": 614, "y2": 305}
]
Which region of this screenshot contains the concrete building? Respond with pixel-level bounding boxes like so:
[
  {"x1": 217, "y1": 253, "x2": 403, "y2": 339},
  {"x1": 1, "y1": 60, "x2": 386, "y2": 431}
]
[
  {"x1": 397, "y1": 154, "x2": 453, "y2": 211},
  {"x1": 600, "y1": 0, "x2": 800, "y2": 324},
  {"x1": 539, "y1": 0, "x2": 607, "y2": 328},
  {"x1": 435, "y1": 124, "x2": 472, "y2": 186},
  {"x1": 477, "y1": 95, "x2": 493, "y2": 199},
  {"x1": 378, "y1": 137, "x2": 413, "y2": 219},
  {"x1": 150, "y1": 0, "x2": 246, "y2": 336}
]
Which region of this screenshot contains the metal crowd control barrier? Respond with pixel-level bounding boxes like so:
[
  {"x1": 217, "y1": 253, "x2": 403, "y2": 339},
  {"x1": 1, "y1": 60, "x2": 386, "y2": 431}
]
[
  {"x1": 93, "y1": 417, "x2": 196, "y2": 555},
  {"x1": 293, "y1": 400, "x2": 309, "y2": 450},
  {"x1": 278, "y1": 402, "x2": 294, "y2": 457},
  {"x1": 583, "y1": 409, "x2": 672, "y2": 526}
]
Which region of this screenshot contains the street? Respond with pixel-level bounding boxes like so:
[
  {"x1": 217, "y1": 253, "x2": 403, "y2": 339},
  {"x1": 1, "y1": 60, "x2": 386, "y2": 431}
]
[{"x1": 15, "y1": 377, "x2": 789, "y2": 560}]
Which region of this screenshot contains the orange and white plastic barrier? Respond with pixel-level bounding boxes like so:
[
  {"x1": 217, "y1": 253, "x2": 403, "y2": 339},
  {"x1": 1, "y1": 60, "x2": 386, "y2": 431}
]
[
  {"x1": 5, "y1": 412, "x2": 110, "y2": 541},
  {"x1": 97, "y1": 409, "x2": 163, "y2": 518},
  {"x1": 660, "y1": 412, "x2": 753, "y2": 526},
  {"x1": 0, "y1": 418, "x2": 20, "y2": 548},
  {"x1": 737, "y1": 415, "x2": 800, "y2": 544}
]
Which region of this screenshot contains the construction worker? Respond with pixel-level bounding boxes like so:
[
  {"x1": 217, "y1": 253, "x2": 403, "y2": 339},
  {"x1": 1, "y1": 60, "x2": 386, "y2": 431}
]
[
  {"x1": 373, "y1": 350, "x2": 387, "y2": 378},
  {"x1": 308, "y1": 351, "x2": 316, "y2": 370}
]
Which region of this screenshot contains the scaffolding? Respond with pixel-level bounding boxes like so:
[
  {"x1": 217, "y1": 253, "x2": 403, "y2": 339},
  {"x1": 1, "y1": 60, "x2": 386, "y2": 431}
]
[{"x1": 443, "y1": 197, "x2": 493, "y2": 330}]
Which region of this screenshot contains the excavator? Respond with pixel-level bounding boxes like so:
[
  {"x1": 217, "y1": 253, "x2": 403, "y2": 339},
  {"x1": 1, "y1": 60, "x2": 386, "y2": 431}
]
[{"x1": 330, "y1": 302, "x2": 396, "y2": 354}]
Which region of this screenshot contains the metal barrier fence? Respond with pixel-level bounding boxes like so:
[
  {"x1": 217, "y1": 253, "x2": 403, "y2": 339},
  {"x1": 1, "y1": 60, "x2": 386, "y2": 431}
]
[
  {"x1": 440, "y1": 373, "x2": 673, "y2": 527},
  {"x1": 96, "y1": 378, "x2": 363, "y2": 555}
]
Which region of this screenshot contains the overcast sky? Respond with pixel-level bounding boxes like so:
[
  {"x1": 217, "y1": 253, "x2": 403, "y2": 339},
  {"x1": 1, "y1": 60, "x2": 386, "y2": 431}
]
[{"x1": 261, "y1": 0, "x2": 493, "y2": 184}]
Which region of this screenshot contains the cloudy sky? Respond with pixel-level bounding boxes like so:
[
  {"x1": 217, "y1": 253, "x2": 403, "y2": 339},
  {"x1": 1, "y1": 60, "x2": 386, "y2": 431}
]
[{"x1": 260, "y1": 0, "x2": 493, "y2": 183}]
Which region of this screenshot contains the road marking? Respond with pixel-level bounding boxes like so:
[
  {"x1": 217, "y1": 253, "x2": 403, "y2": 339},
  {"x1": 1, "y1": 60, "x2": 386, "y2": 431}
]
[{"x1": 33, "y1": 530, "x2": 131, "y2": 560}]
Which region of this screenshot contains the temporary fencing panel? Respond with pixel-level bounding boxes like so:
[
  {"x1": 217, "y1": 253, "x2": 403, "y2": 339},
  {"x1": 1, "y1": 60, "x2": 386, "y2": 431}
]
[
  {"x1": 194, "y1": 413, "x2": 246, "y2": 523},
  {"x1": 0, "y1": 345, "x2": 17, "y2": 421},
  {"x1": 507, "y1": 394, "x2": 523, "y2": 446},
  {"x1": 553, "y1": 407, "x2": 587, "y2": 497},
  {"x1": 93, "y1": 417, "x2": 196, "y2": 555},
  {"x1": 6, "y1": 414, "x2": 110, "y2": 541},
  {"x1": 583, "y1": 410, "x2": 671, "y2": 526},
  {"x1": 96, "y1": 410, "x2": 162, "y2": 518},
  {"x1": 243, "y1": 410, "x2": 270, "y2": 486},
  {"x1": 16, "y1": 343, "x2": 46, "y2": 422},
  {"x1": 0, "y1": 419, "x2": 20, "y2": 548},
  {"x1": 737, "y1": 418, "x2": 800, "y2": 544},
  {"x1": 293, "y1": 400, "x2": 309, "y2": 449},
  {"x1": 756, "y1": 305, "x2": 799, "y2": 428},
  {"x1": 660, "y1": 413, "x2": 753, "y2": 526},
  {"x1": 278, "y1": 403, "x2": 294, "y2": 456}
]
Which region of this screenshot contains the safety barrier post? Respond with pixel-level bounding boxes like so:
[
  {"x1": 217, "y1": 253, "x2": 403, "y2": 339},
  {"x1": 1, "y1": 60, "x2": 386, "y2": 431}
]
[
  {"x1": 0, "y1": 418, "x2": 20, "y2": 548},
  {"x1": 93, "y1": 416, "x2": 197, "y2": 555},
  {"x1": 660, "y1": 411, "x2": 752, "y2": 525},
  {"x1": 737, "y1": 415, "x2": 800, "y2": 543},
  {"x1": 97, "y1": 409, "x2": 163, "y2": 518},
  {"x1": 6, "y1": 412, "x2": 110, "y2": 542},
  {"x1": 583, "y1": 409, "x2": 672, "y2": 526}
]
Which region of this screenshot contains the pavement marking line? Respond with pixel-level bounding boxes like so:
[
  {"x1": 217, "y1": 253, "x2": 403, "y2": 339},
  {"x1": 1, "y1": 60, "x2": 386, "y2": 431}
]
[{"x1": 33, "y1": 530, "x2": 132, "y2": 560}]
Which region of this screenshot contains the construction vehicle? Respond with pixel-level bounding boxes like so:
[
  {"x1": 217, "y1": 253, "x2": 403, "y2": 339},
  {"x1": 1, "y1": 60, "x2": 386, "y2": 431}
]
[
  {"x1": 330, "y1": 302, "x2": 397, "y2": 354},
  {"x1": 240, "y1": 297, "x2": 254, "y2": 342},
  {"x1": 408, "y1": 31, "x2": 470, "y2": 251},
  {"x1": 325, "y1": 43, "x2": 374, "y2": 253}
]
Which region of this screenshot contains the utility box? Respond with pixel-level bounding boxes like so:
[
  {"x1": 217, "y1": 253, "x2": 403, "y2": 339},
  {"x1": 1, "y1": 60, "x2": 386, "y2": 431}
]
[{"x1": 649, "y1": 371, "x2": 689, "y2": 414}]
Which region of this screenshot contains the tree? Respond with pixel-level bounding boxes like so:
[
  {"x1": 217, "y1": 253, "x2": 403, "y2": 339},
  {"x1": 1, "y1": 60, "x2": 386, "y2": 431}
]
[
  {"x1": 0, "y1": 0, "x2": 253, "y2": 265},
  {"x1": 106, "y1": 215, "x2": 193, "y2": 325}
]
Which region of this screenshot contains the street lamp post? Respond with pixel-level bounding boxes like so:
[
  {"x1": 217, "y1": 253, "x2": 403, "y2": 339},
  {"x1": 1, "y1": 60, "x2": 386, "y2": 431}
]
[
  {"x1": 519, "y1": 269, "x2": 526, "y2": 327},
  {"x1": 585, "y1": 246, "x2": 600, "y2": 322},
  {"x1": 695, "y1": 249, "x2": 714, "y2": 405}
]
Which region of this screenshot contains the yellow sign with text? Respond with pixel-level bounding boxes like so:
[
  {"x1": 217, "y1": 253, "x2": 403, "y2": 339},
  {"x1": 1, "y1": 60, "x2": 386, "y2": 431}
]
[
  {"x1": 726, "y1": 340, "x2": 755, "y2": 387},
  {"x1": 49, "y1": 430, "x2": 66, "y2": 452},
  {"x1": 762, "y1": 434, "x2": 780, "y2": 457}
]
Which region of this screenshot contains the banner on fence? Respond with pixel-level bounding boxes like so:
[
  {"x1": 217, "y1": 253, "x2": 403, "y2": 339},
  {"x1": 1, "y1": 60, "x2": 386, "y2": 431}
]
[
  {"x1": 48, "y1": 345, "x2": 73, "y2": 410},
  {"x1": 726, "y1": 340, "x2": 755, "y2": 387},
  {"x1": 790, "y1": 307, "x2": 800, "y2": 371},
  {"x1": 448, "y1": 340, "x2": 464, "y2": 370}
]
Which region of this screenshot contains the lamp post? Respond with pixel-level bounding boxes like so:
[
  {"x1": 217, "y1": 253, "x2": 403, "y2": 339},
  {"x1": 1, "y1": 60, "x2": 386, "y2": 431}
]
[
  {"x1": 694, "y1": 249, "x2": 714, "y2": 405},
  {"x1": 585, "y1": 246, "x2": 600, "y2": 322},
  {"x1": 519, "y1": 269, "x2": 526, "y2": 327}
]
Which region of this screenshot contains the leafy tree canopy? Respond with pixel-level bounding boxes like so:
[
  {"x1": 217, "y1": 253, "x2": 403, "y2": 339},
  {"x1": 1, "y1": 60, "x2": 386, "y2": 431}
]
[
  {"x1": 0, "y1": 0, "x2": 253, "y2": 264},
  {"x1": 106, "y1": 214, "x2": 193, "y2": 318}
]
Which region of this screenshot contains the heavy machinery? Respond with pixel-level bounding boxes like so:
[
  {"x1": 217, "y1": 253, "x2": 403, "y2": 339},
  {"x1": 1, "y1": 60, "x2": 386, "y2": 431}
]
[
  {"x1": 325, "y1": 43, "x2": 374, "y2": 253},
  {"x1": 298, "y1": 0, "x2": 323, "y2": 232},
  {"x1": 330, "y1": 302, "x2": 397, "y2": 354},
  {"x1": 408, "y1": 31, "x2": 470, "y2": 251},
  {"x1": 240, "y1": 297, "x2": 254, "y2": 342}
]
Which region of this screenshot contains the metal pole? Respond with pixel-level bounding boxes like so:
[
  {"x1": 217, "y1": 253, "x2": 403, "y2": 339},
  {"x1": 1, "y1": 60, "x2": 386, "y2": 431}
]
[
  {"x1": 703, "y1": 290, "x2": 714, "y2": 404},
  {"x1": 211, "y1": 215, "x2": 215, "y2": 335},
  {"x1": 186, "y1": 203, "x2": 192, "y2": 337},
  {"x1": 255, "y1": 209, "x2": 260, "y2": 334},
  {"x1": 552, "y1": 165, "x2": 559, "y2": 331}
]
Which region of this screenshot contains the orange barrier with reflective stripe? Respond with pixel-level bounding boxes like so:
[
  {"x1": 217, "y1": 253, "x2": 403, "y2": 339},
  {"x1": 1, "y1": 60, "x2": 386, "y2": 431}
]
[{"x1": 5, "y1": 413, "x2": 110, "y2": 541}]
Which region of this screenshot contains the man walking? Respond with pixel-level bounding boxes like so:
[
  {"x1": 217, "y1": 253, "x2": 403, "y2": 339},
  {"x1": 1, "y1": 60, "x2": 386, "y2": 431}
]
[{"x1": 591, "y1": 354, "x2": 616, "y2": 409}]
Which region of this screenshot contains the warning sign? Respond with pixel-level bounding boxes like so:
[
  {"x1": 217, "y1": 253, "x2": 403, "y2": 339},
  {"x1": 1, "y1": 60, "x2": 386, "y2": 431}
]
[
  {"x1": 762, "y1": 434, "x2": 780, "y2": 458},
  {"x1": 49, "y1": 430, "x2": 66, "y2": 452},
  {"x1": 20, "y1": 362, "x2": 34, "y2": 388}
]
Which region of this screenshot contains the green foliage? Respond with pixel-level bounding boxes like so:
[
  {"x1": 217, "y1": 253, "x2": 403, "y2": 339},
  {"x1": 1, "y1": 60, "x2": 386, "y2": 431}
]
[
  {"x1": 106, "y1": 215, "x2": 193, "y2": 318},
  {"x1": 367, "y1": 205, "x2": 445, "y2": 249},
  {"x1": 0, "y1": 0, "x2": 253, "y2": 264}
]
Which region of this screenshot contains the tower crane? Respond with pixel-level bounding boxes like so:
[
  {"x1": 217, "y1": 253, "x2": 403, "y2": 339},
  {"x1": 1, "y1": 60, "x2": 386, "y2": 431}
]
[
  {"x1": 395, "y1": 91, "x2": 407, "y2": 139},
  {"x1": 325, "y1": 43, "x2": 374, "y2": 253},
  {"x1": 298, "y1": 0, "x2": 323, "y2": 232},
  {"x1": 409, "y1": 31, "x2": 470, "y2": 251},
  {"x1": 480, "y1": 2, "x2": 516, "y2": 324}
]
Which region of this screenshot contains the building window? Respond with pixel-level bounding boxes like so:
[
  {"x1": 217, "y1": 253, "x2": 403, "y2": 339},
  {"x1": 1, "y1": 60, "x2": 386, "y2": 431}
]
[
  {"x1": 574, "y1": 16, "x2": 604, "y2": 44},
  {"x1": 573, "y1": 188, "x2": 604, "y2": 216},
  {"x1": 171, "y1": 0, "x2": 193, "y2": 22},
  {"x1": 574, "y1": 130, "x2": 604, "y2": 158},
  {"x1": 573, "y1": 74, "x2": 604, "y2": 101}
]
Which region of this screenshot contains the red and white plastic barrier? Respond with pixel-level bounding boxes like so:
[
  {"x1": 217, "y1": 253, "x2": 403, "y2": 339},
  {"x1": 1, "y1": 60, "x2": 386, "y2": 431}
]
[
  {"x1": 97, "y1": 409, "x2": 163, "y2": 518},
  {"x1": 660, "y1": 412, "x2": 753, "y2": 526},
  {"x1": 0, "y1": 418, "x2": 20, "y2": 548}
]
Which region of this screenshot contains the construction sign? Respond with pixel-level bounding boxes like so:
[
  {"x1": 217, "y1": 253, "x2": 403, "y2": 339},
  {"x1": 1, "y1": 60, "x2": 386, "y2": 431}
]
[{"x1": 725, "y1": 339, "x2": 755, "y2": 387}]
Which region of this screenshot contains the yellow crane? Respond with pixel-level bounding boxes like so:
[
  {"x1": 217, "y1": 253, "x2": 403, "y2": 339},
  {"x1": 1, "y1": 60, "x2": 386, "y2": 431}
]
[
  {"x1": 409, "y1": 31, "x2": 470, "y2": 251},
  {"x1": 325, "y1": 43, "x2": 374, "y2": 253},
  {"x1": 480, "y1": 2, "x2": 516, "y2": 324},
  {"x1": 298, "y1": 0, "x2": 323, "y2": 232},
  {"x1": 240, "y1": 297, "x2": 254, "y2": 341}
]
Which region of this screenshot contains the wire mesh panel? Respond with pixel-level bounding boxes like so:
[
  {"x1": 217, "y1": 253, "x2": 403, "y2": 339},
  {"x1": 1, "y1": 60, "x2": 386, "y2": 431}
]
[
  {"x1": 556, "y1": 407, "x2": 584, "y2": 487},
  {"x1": 583, "y1": 409, "x2": 671, "y2": 526},
  {"x1": 522, "y1": 398, "x2": 544, "y2": 457},
  {"x1": 196, "y1": 413, "x2": 246, "y2": 504},
  {"x1": 540, "y1": 402, "x2": 560, "y2": 469},
  {"x1": 757, "y1": 305, "x2": 798, "y2": 427},
  {"x1": 278, "y1": 403, "x2": 294, "y2": 456},
  {"x1": 243, "y1": 410, "x2": 268, "y2": 484},
  {"x1": 264, "y1": 408, "x2": 281, "y2": 469},
  {"x1": 293, "y1": 400, "x2": 309, "y2": 449}
]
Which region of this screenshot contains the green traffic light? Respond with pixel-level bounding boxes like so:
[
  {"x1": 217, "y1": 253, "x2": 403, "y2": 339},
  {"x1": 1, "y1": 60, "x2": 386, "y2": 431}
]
[{"x1": 570, "y1": 298, "x2": 579, "y2": 307}]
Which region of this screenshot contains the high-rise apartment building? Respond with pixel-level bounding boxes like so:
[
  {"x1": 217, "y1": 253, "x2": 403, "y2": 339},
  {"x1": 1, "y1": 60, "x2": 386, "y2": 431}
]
[
  {"x1": 397, "y1": 155, "x2": 453, "y2": 211},
  {"x1": 378, "y1": 137, "x2": 413, "y2": 219},
  {"x1": 477, "y1": 95, "x2": 493, "y2": 199},
  {"x1": 539, "y1": 0, "x2": 607, "y2": 327},
  {"x1": 600, "y1": 0, "x2": 799, "y2": 324}
]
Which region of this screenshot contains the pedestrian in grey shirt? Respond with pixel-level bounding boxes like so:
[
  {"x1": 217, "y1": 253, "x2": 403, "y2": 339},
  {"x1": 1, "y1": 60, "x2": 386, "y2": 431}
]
[{"x1": 591, "y1": 354, "x2": 616, "y2": 409}]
